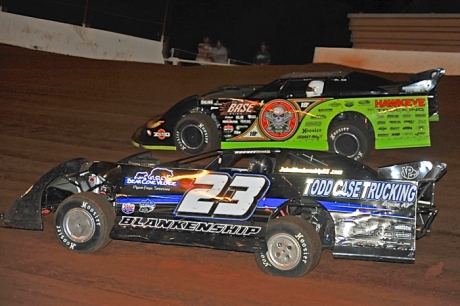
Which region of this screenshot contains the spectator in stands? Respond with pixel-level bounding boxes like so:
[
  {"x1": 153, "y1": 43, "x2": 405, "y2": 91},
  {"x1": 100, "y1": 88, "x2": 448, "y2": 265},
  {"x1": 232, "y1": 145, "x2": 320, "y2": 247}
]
[
  {"x1": 196, "y1": 37, "x2": 213, "y2": 62},
  {"x1": 253, "y1": 42, "x2": 271, "y2": 65},
  {"x1": 212, "y1": 40, "x2": 228, "y2": 64}
]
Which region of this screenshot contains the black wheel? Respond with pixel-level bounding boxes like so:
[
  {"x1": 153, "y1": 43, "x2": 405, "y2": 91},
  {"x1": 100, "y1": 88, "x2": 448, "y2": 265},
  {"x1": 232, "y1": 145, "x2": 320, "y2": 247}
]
[
  {"x1": 173, "y1": 113, "x2": 219, "y2": 155},
  {"x1": 54, "y1": 192, "x2": 115, "y2": 253},
  {"x1": 328, "y1": 120, "x2": 370, "y2": 161},
  {"x1": 254, "y1": 216, "x2": 322, "y2": 278}
]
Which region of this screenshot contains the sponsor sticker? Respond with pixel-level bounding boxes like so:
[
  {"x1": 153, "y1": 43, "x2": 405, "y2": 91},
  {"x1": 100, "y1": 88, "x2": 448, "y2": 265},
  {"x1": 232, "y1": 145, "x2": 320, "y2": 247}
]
[
  {"x1": 154, "y1": 129, "x2": 170, "y2": 140},
  {"x1": 260, "y1": 100, "x2": 299, "y2": 140},
  {"x1": 122, "y1": 203, "x2": 135, "y2": 214},
  {"x1": 125, "y1": 168, "x2": 177, "y2": 187},
  {"x1": 220, "y1": 101, "x2": 259, "y2": 115}
]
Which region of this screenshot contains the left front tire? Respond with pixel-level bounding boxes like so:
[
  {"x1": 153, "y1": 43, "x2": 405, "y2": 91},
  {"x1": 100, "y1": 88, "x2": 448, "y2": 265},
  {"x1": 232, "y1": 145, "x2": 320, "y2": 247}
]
[{"x1": 54, "y1": 192, "x2": 115, "y2": 253}]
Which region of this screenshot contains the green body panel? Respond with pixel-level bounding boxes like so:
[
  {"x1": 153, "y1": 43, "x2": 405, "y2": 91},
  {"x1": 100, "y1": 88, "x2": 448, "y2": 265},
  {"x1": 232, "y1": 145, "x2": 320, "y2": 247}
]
[
  {"x1": 429, "y1": 114, "x2": 439, "y2": 122},
  {"x1": 221, "y1": 140, "x2": 327, "y2": 150},
  {"x1": 132, "y1": 140, "x2": 177, "y2": 151},
  {"x1": 221, "y1": 94, "x2": 432, "y2": 151}
]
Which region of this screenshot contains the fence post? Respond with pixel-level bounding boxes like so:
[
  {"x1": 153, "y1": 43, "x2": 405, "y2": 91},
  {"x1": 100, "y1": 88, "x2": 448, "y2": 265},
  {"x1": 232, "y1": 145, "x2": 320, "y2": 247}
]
[{"x1": 82, "y1": 0, "x2": 89, "y2": 27}]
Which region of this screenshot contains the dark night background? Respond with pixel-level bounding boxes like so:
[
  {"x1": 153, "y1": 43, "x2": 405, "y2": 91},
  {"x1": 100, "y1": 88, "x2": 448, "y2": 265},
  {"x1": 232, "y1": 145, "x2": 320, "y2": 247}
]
[{"x1": 1, "y1": 0, "x2": 459, "y2": 64}]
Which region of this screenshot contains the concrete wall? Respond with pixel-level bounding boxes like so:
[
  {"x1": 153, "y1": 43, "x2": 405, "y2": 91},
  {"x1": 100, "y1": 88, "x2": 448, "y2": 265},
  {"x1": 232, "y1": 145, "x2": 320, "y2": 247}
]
[
  {"x1": 313, "y1": 47, "x2": 460, "y2": 75},
  {"x1": 0, "y1": 11, "x2": 165, "y2": 64},
  {"x1": 348, "y1": 13, "x2": 460, "y2": 53},
  {"x1": 313, "y1": 14, "x2": 460, "y2": 75}
]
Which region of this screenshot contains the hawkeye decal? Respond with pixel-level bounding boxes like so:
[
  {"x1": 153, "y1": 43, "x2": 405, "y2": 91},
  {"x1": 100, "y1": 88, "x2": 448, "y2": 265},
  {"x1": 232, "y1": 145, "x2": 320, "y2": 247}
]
[
  {"x1": 374, "y1": 98, "x2": 426, "y2": 108},
  {"x1": 119, "y1": 216, "x2": 261, "y2": 236},
  {"x1": 303, "y1": 178, "x2": 417, "y2": 203}
]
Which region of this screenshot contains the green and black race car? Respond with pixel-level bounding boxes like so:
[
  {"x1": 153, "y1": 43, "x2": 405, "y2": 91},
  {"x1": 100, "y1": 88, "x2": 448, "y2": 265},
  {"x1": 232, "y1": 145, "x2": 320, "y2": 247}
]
[{"x1": 132, "y1": 68, "x2": 445, "y2": 160}]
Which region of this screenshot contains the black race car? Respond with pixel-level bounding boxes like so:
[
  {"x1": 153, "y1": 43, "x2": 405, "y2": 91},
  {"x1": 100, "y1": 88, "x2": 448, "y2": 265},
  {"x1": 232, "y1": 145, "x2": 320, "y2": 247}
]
[
  {"x1": 132, "y1": 68, "x2": 445, "y2": 161},
  {"x1": 0, "y1": 149, "x2": 446, "y2": 278}
]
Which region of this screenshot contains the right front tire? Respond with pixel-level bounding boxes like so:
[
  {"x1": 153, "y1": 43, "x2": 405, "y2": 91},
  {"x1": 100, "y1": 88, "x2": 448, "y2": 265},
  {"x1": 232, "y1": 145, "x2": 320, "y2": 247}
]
[
  {"x1": 255, "y1": 216, "x2": 322, "y2": 278},
  {"x1": 328, "y1": 120, "x2": 371, "y2": 161},
  {"x1": 173, "y1": 113, "x2": 219, "y2": 155},
  {"x1": 54, "y1": 192, "x2": 115, "y2": 253}
]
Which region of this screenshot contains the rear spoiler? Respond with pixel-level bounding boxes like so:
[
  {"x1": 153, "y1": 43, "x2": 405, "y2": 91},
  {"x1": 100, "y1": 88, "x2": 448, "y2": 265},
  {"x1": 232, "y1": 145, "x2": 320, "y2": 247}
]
[
  {"x1": 410, "y1": 68, "x2": 445, "y2": 83},
  {"x1": 402, "y1": 68, "x2": 445, "y2": 94},
  {"x1": 377, "y1": 161, "x2": 446, "y2": 182},
  {"x1": 378, "y1": 161, "x2": 446, "y2": 238}
]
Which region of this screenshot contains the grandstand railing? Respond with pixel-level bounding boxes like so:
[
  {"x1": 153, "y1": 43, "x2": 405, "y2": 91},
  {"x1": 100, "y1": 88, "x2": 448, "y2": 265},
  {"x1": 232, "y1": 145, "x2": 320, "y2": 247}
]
[{"x1": 166, "y1": 48, "x2": 252, "y2": 66}]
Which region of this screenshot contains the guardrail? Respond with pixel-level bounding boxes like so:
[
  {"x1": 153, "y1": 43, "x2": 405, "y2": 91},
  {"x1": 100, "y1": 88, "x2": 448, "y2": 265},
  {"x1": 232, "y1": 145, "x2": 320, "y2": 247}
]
[{"x1": 165, "y1": 48, "x2": 252, "y2": 66}]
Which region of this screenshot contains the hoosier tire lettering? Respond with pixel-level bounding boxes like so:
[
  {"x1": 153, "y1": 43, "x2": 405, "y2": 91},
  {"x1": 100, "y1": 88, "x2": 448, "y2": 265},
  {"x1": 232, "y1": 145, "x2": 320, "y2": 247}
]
[
  {"x1": 254, "y1": 216, "x2": 322, "y2": 278},
  {"x1": 173, "y1": 113, "x2": 219, "y2": 155},
  {"x1": 328, "y1": 120, "x2": 371, "y2": 161},
  {"x1": 54, "y1": 192, "x2": 115, "y2": 253}
]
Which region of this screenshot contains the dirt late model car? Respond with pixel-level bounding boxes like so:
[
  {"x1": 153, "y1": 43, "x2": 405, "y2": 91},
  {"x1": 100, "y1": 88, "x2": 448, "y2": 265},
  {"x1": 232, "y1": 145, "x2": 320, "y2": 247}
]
[
  {"x1": 0, "y1": 149, "x2": 446, "y2": 278},
  {"x1": 132, "y1": 68, "x2": 445, "y2": 161}
]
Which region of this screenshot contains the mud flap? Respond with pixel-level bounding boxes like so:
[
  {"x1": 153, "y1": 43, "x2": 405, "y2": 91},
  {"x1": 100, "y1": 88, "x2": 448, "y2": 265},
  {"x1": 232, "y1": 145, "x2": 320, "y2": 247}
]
[{"x1": 0, "y1": 158, "x2": 88, "y2": 230}]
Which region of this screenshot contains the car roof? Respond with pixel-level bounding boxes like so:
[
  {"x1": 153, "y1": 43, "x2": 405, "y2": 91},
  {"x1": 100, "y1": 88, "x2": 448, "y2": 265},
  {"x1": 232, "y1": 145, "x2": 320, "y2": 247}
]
[
  {"x1": 278, "y1": 70, "x2": 397, "y2": 89},
  {"x1": 279, "y1": 71, "x2": 350, "y2": 79}
]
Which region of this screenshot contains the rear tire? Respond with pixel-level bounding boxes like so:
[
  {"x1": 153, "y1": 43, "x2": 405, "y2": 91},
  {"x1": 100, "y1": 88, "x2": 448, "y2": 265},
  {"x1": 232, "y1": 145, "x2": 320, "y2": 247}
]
[
  {"x1": 254, "y1": 216, "x2": 322, "y2": 278},
  {"x1": 54, "y1": 192, "x2": 115, "y2": 253},
  {"x1": 328, "y1": 120, "x2": 370, "y2": 161},
  {"x1": 174, "y1": 113, "x2": 219, "y2": 154}
]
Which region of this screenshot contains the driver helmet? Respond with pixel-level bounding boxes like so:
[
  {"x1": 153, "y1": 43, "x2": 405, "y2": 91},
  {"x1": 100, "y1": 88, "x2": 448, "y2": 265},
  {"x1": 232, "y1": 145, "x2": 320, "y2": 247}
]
[{"x1": 248, "y1": 155, "x2": 273, "y2": 174}]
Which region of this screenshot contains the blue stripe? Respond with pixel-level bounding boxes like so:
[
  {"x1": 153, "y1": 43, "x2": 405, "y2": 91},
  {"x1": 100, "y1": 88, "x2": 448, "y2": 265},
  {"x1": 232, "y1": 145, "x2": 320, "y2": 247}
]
[
  {"x1": 117, "y1": 195, "x2": 183, "y2": 205},
  {"x1": 257, "y1": 198, "x2": 288, "y2": 209},
  {"x1": 317, "y1": 200, "x2": 380, "y2": 212},
  {"x1": 117, "y1": 195, "x2": 286, "y2": 209},
  {"x1": 317, "y1": 200, "x2": 412, "y2": 218}
]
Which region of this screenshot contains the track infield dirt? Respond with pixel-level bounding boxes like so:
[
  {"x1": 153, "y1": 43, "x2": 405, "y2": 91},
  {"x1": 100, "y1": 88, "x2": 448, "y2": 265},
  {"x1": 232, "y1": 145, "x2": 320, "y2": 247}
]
[{"x1": 0, "y1": 44, "x2": 459, "y2": 306}]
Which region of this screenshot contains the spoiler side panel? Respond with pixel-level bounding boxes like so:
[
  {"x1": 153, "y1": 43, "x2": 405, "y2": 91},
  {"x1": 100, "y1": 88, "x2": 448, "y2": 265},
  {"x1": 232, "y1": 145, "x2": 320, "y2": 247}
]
[
  {"x1": 377, "y1": 161, "x2": 447, "y2": 181},
  {"x1": 410, "y1": 68, "x2": 445, "y2": 83}
]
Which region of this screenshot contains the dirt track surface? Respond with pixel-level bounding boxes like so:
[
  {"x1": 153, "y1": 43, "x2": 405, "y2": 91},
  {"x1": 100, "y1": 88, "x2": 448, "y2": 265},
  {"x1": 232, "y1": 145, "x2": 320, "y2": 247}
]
[{"x1": 1, "y1": 44, "x2": 459, "y2": 305}]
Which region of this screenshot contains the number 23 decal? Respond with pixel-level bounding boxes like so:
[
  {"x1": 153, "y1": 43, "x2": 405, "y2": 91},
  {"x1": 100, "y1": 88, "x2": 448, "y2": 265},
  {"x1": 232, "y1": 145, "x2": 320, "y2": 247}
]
[{"x1": 175, "y1": 173, "x2": 270, "y2": 220}]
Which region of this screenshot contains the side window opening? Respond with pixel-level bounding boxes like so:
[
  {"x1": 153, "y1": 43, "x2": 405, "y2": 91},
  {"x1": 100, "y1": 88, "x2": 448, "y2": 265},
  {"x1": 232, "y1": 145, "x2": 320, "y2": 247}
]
[
  {"x1": 281, "y1": 80, "x2": 309, "y2": 99},
  {"x1": 216, "y1": 153, "x2": 276, "y2": 174},
  {"x1": 282, "y1": 152, "x2": 328, "y2": 168},
  {"x1": 249, "y1": 81, "x2": 285, "y2": 100},
  {"x1": 324, "y1": 78, "x2": 381, "y2": 96}
]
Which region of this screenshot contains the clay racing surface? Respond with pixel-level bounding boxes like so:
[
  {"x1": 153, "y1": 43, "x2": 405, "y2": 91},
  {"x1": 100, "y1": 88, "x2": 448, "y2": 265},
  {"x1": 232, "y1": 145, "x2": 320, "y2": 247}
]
[{"x1": 0, "y1": 44, "x2": 459, "y2": 305}]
